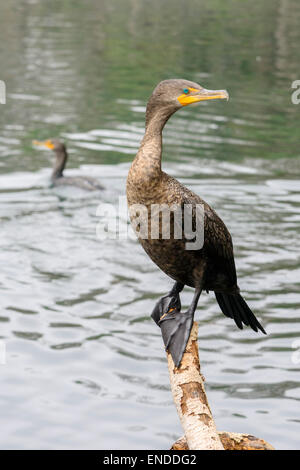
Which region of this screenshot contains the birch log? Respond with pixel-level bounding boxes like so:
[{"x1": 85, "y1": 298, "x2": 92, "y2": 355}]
[
  {"x1": 166, "y1": 321, "x2": 224, "y2": 450},
  {"x1": 166, "y1": 321, "x2": 274, "y2": 451},
  {"x1": 171, "y1": 433, "x2": 275, "y2": 451}
]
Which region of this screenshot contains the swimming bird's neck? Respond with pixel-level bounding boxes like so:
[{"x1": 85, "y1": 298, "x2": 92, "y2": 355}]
[{"x1": 51, "y1": 149, "x2": 67, "y2": 180}]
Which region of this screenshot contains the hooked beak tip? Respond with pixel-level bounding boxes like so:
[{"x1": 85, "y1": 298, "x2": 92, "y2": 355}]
[{"x1": 223, "y1": 90, "x2": 229, "y2": 101}]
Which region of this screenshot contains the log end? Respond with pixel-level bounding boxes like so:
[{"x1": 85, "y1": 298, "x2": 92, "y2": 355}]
[{"x1": 171, "y1": 432, "x2": 275, "y2": 451}]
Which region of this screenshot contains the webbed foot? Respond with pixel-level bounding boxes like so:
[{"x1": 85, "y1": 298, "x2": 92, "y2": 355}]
[{"x1": 158, "y1": 310, "x2": 194, "y2": 367}]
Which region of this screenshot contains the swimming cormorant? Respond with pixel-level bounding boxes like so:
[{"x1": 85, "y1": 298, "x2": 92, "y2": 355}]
[
  {"x1": 33, "y1": 139, "x2": 104, "y2": 191},
  {"x1": 127, "y1": 79, "x2": 266, "y2": 367}
]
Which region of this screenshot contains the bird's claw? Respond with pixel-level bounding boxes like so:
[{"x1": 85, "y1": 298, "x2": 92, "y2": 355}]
[{"x1": 151, "y1": 292, "x2": 181, "y2": 325}]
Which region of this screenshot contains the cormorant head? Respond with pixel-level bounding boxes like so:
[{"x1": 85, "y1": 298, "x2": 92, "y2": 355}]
[
  {"x1": 33, "y1": 139, "x2": 68, "y2": 179},
  {"x1": 33, "y1": 139, "x2": 66, "y2": 154},
  {"x1": 146, "y1": 79, "x2": 228, "y2": 124}
]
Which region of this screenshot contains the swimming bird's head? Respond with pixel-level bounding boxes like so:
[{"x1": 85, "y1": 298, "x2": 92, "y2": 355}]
[
  {"x1": 146, "y1": 79, "x2": 228, "y2": 125},
  {"x1": 33, "y1": 139, "x2": 66, "y2": 153},
  {"x1": 33, "y1": 139, "x2": 68, "y2": 179}
]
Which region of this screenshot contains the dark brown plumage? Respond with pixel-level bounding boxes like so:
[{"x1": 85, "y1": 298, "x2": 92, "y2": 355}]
[
  {"x1": 33, "y1": 139, "x2": 104, "y2": 191},
  {"x1": 127, "y1": 79, "x2": 266, "y2": 367}
]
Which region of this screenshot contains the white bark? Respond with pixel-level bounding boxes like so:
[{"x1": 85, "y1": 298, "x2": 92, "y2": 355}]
[{"x1": 166, "y1": 321, "x2": 224, "y2": 450}]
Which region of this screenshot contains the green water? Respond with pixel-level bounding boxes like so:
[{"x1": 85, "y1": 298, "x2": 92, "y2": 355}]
[{"x1": 0, "y1": 0, "x2": 300, "y2": 450}]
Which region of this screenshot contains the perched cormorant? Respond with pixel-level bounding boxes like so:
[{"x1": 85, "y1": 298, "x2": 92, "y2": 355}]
[
  {"x1": 127, "y1": 79, "x2": 266, "y2": 367},
  {"x1": 33, "y1": 139, "x2": 104, "y2": 191}
]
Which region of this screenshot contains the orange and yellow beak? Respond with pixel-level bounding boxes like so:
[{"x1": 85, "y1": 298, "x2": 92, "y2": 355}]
[
  {"x1": 178, "y1": 87, "x2": 229, "y2": 106},
  {"x1": 32, "y1": 139, "x2": 55, "y2": 150}
]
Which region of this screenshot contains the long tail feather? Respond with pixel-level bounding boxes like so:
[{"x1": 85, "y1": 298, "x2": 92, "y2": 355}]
[{"x1": 215, "y1": 292, "x2": 266, "y2": 334}]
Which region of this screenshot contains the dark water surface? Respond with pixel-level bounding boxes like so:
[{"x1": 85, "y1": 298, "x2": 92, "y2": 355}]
[{"x1": 0, "y1": 0, "x2": 300, "y2": 449}]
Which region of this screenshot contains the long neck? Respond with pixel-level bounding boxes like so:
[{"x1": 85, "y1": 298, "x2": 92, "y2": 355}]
[
  {"x1": 51, "y1": 149, "x2": 67, "y2": 180},
  {"x1": 136, "y1": 106, "x2": 173, "y2": 175}
]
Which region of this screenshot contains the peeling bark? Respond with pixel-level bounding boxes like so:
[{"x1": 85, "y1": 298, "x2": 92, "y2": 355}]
[
  {"x1": 166, "y1": 321, "x2": 224, "y2": 450},
  {"x1": 166, "y1": 321, "x2": 274, "y2": 451},
  {"x1": 171, "y1": 432, "x2": 275, "y2": 451}
]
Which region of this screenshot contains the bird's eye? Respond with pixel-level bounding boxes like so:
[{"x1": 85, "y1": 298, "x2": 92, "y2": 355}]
[{"x1": 183, "y1": 88, "x2": 189, "y2": 94}]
